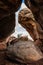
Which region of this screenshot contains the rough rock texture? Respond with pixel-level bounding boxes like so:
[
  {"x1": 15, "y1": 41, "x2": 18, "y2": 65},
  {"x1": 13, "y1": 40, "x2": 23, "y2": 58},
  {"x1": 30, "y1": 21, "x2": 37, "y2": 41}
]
[
  {"x1": 25, "y1": 0, "x2": 43, "y2": 47},
  {"x1": 25, "y1": 0, "x2": 43, "y2": 30},
  {"x1": 25, "y1": 0, "x2": 43, "y2": 51},
  {"x1": 18, "y1": 8, "x2": 43, "y2": 52},
  {"x1": 18, "y1": 8, "x2": 43, "y2": 41},
  {"x1": 6, "y1": 39, "x2": 43, "y2": 65},
  {"x1": 0, "y1": 37, "x2": 43, "y2": 65}
]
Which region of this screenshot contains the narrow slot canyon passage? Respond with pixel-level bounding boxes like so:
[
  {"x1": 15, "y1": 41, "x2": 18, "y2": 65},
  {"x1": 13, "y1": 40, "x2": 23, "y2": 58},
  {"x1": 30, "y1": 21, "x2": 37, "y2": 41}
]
[{"x1": 11, "y1": 0, "x2": 33, "y2": 41}]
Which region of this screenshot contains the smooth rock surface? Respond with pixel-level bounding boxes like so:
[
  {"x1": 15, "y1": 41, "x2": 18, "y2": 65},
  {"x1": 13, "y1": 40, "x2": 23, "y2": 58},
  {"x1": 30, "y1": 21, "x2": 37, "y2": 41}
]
[
  {"x1": 0, "y1": 14, "x2": 15, "y2": 40},
  {"x1": 0, "y1": 0, "x2": 22, "y2": 15},
  {"x1": 0, "y1": 0, "x2": 22, "y2": 40}
]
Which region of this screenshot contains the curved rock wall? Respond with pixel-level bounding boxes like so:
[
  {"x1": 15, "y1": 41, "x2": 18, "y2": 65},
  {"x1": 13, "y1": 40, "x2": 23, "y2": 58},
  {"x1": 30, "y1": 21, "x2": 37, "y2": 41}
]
[
  {"x1": 0, "y1": 0, "x2": 22, "y2": 40},
  {"x1": 18, "y1": 8, "x2": 43, "y2": 41},
  {"x1": 25, "y1": 0, "x2": 43, "y2": 29}
]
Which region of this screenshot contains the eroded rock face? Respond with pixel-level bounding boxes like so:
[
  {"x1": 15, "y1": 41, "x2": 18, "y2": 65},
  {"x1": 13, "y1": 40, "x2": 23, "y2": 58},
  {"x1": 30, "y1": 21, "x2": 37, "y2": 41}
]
[
  {"x1": 25, "y1": 0, "x2": 43, "y2": 30},
  {"x1": 18, "y1": 8, "x2": 43, "y2": 41}
]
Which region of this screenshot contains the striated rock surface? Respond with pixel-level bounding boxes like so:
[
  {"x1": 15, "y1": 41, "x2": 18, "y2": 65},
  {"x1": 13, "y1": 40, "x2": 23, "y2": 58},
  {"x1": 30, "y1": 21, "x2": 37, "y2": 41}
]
[
  {"x1": 25, "y1": 1, "x2": 43, "y2": 48},
  {"x1": 18, "y1": 8, "x2": 43, "y2": 41},
  {"x1": 18, "y1": 8, "x2": 43, "y2": 52},
  {"x1": 25, "y1": 0, "x2": 43, "y2": 30}
]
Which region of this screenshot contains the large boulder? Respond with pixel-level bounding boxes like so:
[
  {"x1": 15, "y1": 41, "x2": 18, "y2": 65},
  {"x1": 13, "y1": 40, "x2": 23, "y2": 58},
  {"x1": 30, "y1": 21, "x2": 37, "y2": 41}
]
[
  {"x1": 25, "y1": 0, "x2": 43, "y2": 30},
  {"x1": 6, "y1": 39, "x2": 43, "y2": 64},
  {"x1": 0, "y1": 37, "x2": 43, "y2": 65}
]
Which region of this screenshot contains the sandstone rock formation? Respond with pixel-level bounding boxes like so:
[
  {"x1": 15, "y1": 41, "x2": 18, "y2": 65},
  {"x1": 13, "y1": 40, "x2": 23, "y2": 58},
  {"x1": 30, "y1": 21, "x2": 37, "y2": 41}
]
[
  {"x1": 25, "y1": 0, "x2": 43, "y2": 43},
  {"x1": 6, "y1": 39, "x2": 43, "y2": 64},
  {"x1": 18, "y1": 8, "x2": 43, "y2": 52},
  {"x1": 0, "y1": 36, "x2": 43, "y2": 65},
  {"x1": 0, "y1": 45, "x2": 43, "y2": 65},
  {"x1": 25, "y1": 0, "x2": 43, "y2": 52},
  {"x1": 0, "y1": 0, "x2": 43, "y2": 65},
  {"x1": 18, "y1": 8, "x2": 43, "y2": 40},
  {"x1": 25, "y1": 0, "x2": 43, "y2": 30}
]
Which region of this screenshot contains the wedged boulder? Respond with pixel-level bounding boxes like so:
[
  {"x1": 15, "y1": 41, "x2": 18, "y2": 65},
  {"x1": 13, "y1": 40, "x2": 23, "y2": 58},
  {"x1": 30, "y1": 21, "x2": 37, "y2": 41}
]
[{"x1": 6, "y1": 39, "x2": 43, "y2": 64}]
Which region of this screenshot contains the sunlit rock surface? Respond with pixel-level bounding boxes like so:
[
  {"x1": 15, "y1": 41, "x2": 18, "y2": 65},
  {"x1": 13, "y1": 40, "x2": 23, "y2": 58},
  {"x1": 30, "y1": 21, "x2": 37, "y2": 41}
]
[
  {"x1": 25, "y1": 0, "x2": 43, "y2": 29},
  {"x1": 18, "y1": 8, "x2": 43, "y2": 52},
  {"x1": 18, "y1": 8, "x2": 43, "y2": 41}
]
